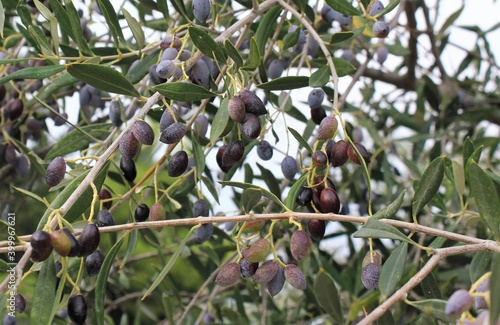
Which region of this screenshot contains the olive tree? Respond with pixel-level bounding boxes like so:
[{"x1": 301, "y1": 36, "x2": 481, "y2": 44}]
[{"x1": 0, "y1": 0, "x2": 499, "y2": 324}]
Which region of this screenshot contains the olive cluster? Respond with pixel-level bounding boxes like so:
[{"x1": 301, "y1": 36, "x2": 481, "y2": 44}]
[
  {"x1": 29, "y1": 223, "x2": 101, "y2": 324},
  {"x1": 214, "y1": 229, "x2": 312, "y2": 297}
]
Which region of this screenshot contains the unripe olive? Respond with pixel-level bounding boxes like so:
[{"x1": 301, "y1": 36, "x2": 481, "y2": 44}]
[
  {"x1": 243, "y1": 238, "x2": 272, "y2": 263},
  {"x1": 50, "y1": 228, "x2": 79, "y2": 257}
]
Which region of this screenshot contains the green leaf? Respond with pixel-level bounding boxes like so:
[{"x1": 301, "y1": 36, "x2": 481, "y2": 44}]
[
  {"x1": 95, "y1": 0, "x2": 126, "y2": 46},
  {"x1": 452, "y1": 160, "x2": 465, "y2": 197},
  {"x1": 491, "y1": 253, "x2": 500, "y2": 325},
  {"x1": 288, "y1": 127, "x2": 313, "y2": 154},
  {"x1": 282, "y1": 28, "x2": 300, "y2": 49},
  {"x1": 258, "y1": 76, "x2": 309, "y2": 91},
  {"x1": 154, "y1": 82, "x2": 217, "y2": 102},
  {"x1": 437, "y1": 5, "x2": 462, "y2": 40},
  {"x1": 192, "y1": 137, "x2": 205, "y2": 180},
  {"x1": 169, "y1": 0, "x2": 189, "y2": 21},
  {"x1": 47, "y1": 0, "x2": 74, "y2": 39},
  {"x1": 34, "y1": 0, "x2": 59, "y2": 53},
  {"x1": 67, "y1": 63, "x2": 141, "y2": 97},
  {"x1": 256, "y1": 163, "x2": 281, "y2": 200},
  {"x1": 255, "y1": 7, "x2": 282, "y2": 56},
  {"x1": 219, "y1": 181, "x2": 288, "y2": 211},
  {"x1": 242, "y1": 37, "x2": 261, "y2": 70},
  {"x1": 314, "y1": 270, "x2": 344, "y2": 323},
  {"x1": 61, "y1": 0, "x2": 93, "y2": 55},
  {"x1": 0, "y1": 1, "x2": 4, "y2": 38},
  {"x1": 331, "y1": 27, "x2": 363, "y2": 43},
  {"x1": 122, "y1": 229, "x2": 139, "y2": 266},
  {"x1": 188, "y1": 27, "x2": 226, "y2": 62},
  {"x1": 379, "y1": 242, "x2": 407, "y2": 296},
  {"x1": 332, "y1": 58, "x2": 356, "y2": 77},
  {"x1": 373, "y1": 190, "x2": 406, "y2": 220},
  {"x1": 406, "y1": 299, "x2": 456, "y2": 322},
  {"x1": 45, "y1": 123, "x2": 113, "y2": 160},
  {"x1": 324, "y1": 0, "x2": 361, "y2": 16},
  {"x1": 411, "y1": 156, "x2": 445, "y2": 221},
  {"x1": 242, "y1": 188, "x2": 262, "y2": 213},
  {"x1": 420, "y1": 268, "x2": 442, "y2": 299},
  {"x1": 122, "y1": 8, "x2": 145, "y2": 49},
  {"x1": 284, "y1": 173, "x2": 308, "y2": 210},
  {"x1": 28, "y1": 25, "x2": 56, "y2": 59},
  {"x1": 309, "y1": 65, "x2": 330, "y2": 88},
  {"x1": 31, "y1": 255, "x2": 57, "y2": 325},
  {"x1": 224, "y1": 39, "x2": 243, "y2": 68},
  {"x1": 95, "y1": 234, "x2": 125, "y2": 325},
  {"x1": 210, "y1": 97, "x2": 230, "y2": 144},
  {"x1": 37, "y1": 161, "x2": 110, "y2": 229},
  {"x1": 12, "y1": 186, "x2": 46, "y2": 205},
  {"x1": 142, "y1": 228, "x2": 194, "y2": 299},
  {"x1": 353, "y1": 218, "x2": 419, "y2": 246},
  {"x1": 470, "y1": 251, "x2": 492, "y2": 283},
  {"x1": 375, "y1": 0, "x2": 400, "y2": 18},
  {"x1": 469, "y1": 163, "x2": 500, "y2": 240}
]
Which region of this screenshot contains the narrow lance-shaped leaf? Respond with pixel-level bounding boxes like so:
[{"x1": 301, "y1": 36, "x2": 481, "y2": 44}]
[
  {"x1": 284, "y1": 173, "x2": 308, "y2": 210},
  {"x1": 242, "y1": 188, "x2": 262, "y2": 213},
  {"x1": 288, "y1": 127, "x2": 313, "y2": 154},
  {"x1": 242, "y1": 37, "x2": 261, "y2": 70},
  {"x1": 61, "y1": 0, "x2": 93, "y2": 55},
  {"x1": 314, "y1": 270, "x2": 344, "y2": 324},
  {"x1": 0, "y1": 0, "x2": 4, "y2": 38},
  {"x1": 469, "y1": 162, "x2": 500, "y2": 240},
  {"x1": 30, "y1": 255, "x2": 57, "y2": 325},
  {"x1": 353, "y1": 218, "x2": 419, "y2": 247},
  {"x1": 210, "y1": 98, "x2": 230, "y2": 144},
  {"x1": 188, "y1": 27, "x2": 226, "y2": 62},
  {"x1": 34, "y1": 0, "x2": 59, "y2": 53},
  {"x1": 258, "y1": 76, "x2": 310, "y2": 91},
  {"x1": 66, "y1": 63, "x2": 141, "y2": 98},
  {"x1": 141, "y1": 227, "x2": 194, "y2": 299},
  {"x1": 373, "y1": 190, "x2": 406, "y2": 220},
  {"x1": 255, "y1": 7, "x2": 282, "y2": 56},
  {"x1": 379, "y1": 242, "x2": 407, "y2": 296},
  {"x1": 324, "y1": 0, "x2": 361, "y2": 16},
  {"x1": 192, "y1": 137, "x2": 205, "y2": 180},
  {"x1": 95, "y1": 0, "x2": 126, "y2": 46},
  {"x1": 224, "y1": 39, "x2": 243, "y2": 68},
  {"x1": 122, "y1": 8, "x2": 145, "y2": 49},
  {"x1": 95, "y1": 234, "x2": 125, "y2": 325},
  {"x1": 219, "y1": 181, "x2": 288, "y2": 211},
  {"x1": 309, "y1": 65, "x2": 330, "y2": 88},
  {"x1": 411, "y1": 156, "x2": 445, "y2": 221},
  {"x1": 154, "y1": 82, "x2": 217, "y2": 102},
  {"x1": 406, "y1": 299, "x2": 456, "y2": 323},
  {"x1": 490, "y1": 253, "x2": 500, "y2": 325}
]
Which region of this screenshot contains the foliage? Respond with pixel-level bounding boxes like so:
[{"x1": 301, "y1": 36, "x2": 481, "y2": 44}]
[{"x1": 0, "y1": 0, "x2": 499, "y2": 324}]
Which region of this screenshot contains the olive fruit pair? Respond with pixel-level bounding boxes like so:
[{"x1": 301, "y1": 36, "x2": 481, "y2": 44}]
[
  {"x1": 227, "y1": 90, "x2": 267, "y2": 140},
  {"x1": 216, "y1": 140, "x2": 245, "y2": 172},
  {"x1": 326, "y1": 140, "x2": 371, "y2": 166}
]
